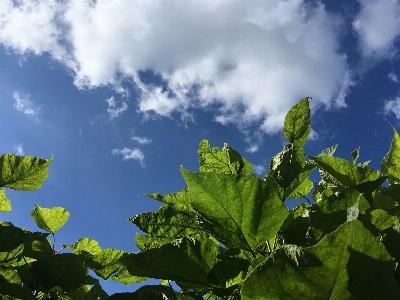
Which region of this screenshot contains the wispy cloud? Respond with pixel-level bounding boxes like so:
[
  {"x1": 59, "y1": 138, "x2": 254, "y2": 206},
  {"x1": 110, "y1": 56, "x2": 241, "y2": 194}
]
[
  {"x1": 383, "y1": 96, "x2": 400, "y2": 119},
  {"x1": 0, "y1": 0, "x2": 353, "y2": 134},
  {"x1": 106, "y1": 96, "x2": 128, "y2": 120},
  {"x1": 111, "y1": 147, "x2": 145, "y2": 166},
  {"x1": 13, "y1": 144, "x2": 25, "y2": 155},
  {"x1": 353, "y1": 0, "x2": 400, "y2": 60},
  {"x1": 131, "y1": 135, "x2": 152, "y2": 145},
  {"x1": 13, "y1": 92, "x2": 39, "y2": 116},
  {"x1": 253, "y1": 164, "x2": 266, "y2": 176},
  {"x1": 389, "y1": 72, "x2": 399, "y2": 83}
]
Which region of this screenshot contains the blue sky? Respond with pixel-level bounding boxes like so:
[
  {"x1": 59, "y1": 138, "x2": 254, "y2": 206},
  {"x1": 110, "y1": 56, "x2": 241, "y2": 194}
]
[{"x1": 1, "y1": 0, "x2": 400, "y2": 294}]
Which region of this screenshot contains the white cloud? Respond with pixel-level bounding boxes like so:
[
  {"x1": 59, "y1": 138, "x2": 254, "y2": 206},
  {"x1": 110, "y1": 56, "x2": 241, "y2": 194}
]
[
  {"x1": 353, "y1": 0, "x2": 400, "y2": 60},
  {"x1": 0, "y1": 0, "x2": 68, "y2": 59},
  {"x1": 106, "y1": 96, "x2": 128, "y2": 120},
  {"x1": 111, "y1": 147, "x2": 145, "y2": 166},
  {"x1": 384, "y1": 96, "x2": 400, "y2": 119},
  {"x1": 389, "y1": 72, "x2": 399, "y2": 83},
  {"x1": 131, "y1": 136, "x2": 152, "y2": 145},
  {"x1": 13, "y1": 92, "x2": 39, "y2": 116},
  {"x1": 1, "y1": 0, "x2": 353, "y2": 133}
]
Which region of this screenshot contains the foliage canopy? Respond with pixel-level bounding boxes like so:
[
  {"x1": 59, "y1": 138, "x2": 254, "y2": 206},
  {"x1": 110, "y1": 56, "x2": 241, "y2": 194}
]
[{"x1": 1, "y1": 97, "x2": 400, "y2": 299}]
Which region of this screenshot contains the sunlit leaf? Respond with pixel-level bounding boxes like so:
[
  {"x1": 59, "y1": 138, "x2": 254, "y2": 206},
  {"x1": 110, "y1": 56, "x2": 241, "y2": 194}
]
[
  {"x1": 145, "y1": 188, "x2": 194, "y2": 213},
  {"x1": 0, "y1": 154, "x2": 53, "y2": 190},
  {"x1": 31, "y1": 204, "x2": 70, "y2": 234},
  {"x1": 181, "y1": 168, "x2": 289, "y2": 252},
  {"x1": 0, "y1": 188, "x2": 11, "y2": 212},
  {"x1": 370, "y1": 209, "x2": 398, "y2": 231},
  {"x1": 283, "y1": 97, "x2": 311, "y2": 146},
  {"x1": 198, "y1": 140, "x2": 252, "y2": 175},
  {"x1": 128, "y1": 205, "x2": 207, "y2": 241},
  {"x1": 308, "y1": 155, "x2": 380, "y2": 187},
  {"x1": 381, "y1": 126, "x2": 400, "y2": 182}
]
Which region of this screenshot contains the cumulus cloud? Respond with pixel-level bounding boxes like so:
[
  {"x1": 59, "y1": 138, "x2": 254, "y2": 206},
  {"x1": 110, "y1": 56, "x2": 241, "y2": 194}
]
[
  {"x1": 106, "y1": 96, "x2": 128, "y2": 120},
  {"x1": 111, "y1": 147, "x2": 145, "y2": 166},
  {"x1": 13, "y1": 92, "x2": 39, "y2": 116},
  {"x1": 384, "y1": 96, "x2": 400, "y2": 119},
  {"x1": 353, "y1": 0, "x2": 400, "y2": 60},
  {"x1": 1, "y1": 0, "x2": 353, "y2": 133}
]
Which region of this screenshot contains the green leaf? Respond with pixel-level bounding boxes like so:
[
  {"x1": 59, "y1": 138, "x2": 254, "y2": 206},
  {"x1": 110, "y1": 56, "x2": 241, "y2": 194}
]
[
  {"x1": 350, "y1": 147, "x2": 360, "y2": 165},
  {"x1": 382, "y1": 126, "x2": 400, "y2": 182},
  {"x1": 242, "y1": 220, "x2": 400, "y2": 299},
  {"x1": 283, "y1": 97, "x2": 311, "y2": 146},
  {"x1": 73, "y1": 237, "x2": 102, "y2": 256},
  {"x1": 207, "y1": 255, "x2": 250, "y2": 288},
  {"x1": 30, "y1": 253, "x2": 93, "y2": 292},
  {"x1": 145, "y1": 189, "x2": 194, "y2": 213},
  {"x1": 0, "y1": 224, "x2": 52, "y2": 265},
  {"x1": 108, "y1": 285, "x2": 177, "y2": 300},
  {"x1": 135, "y1": 233, "x2": 175, "y2": 251},
  {"x1": 317, "y1": 189, "x2": 369, "y2": 214},
  {"x1": 31, "y1": 204, "x2": 70, "y2": 234},
  {"x1": 318, "y1": 144, "x2": 338, "y2": 157},
  {"x1": 181, "y1": 168, "x2": 289, "y2": 252},
  {"x1": 0, "y1": 154, "x2": 53, "y2": 190},
  {"x1": 110, "y1": 268, "x2": 149, "y2": 285},
  {"x1": 87, "y1": 248, "x2": 126, "y2": 279},
  {"x1": 0, "y1": 188, "x2": 11, "y2": 212},
  {"x1": 198, "y1": 140, "x2": 252, "y2": 175},
  {"x1": 269, "y1": 144, "x2": 305, "y2": 190},
  {"x1": 370, "y1": 209, "x2": 398, "y2": 231},
  {"x1": 308, "y1": 155, "x2": 380, "y2": 187},
  {"x1": 128, "y1": 205, "x2": 208, "y2": 241},
  {"x1": 60, "y1": 283, "x2": 109, "y2": 300},
  {"x1": 0, "y1": 266, "x2": 34, "y2": 299},
  {"x1": 122, "y1": 237, "x2": 219, "y2": 287}
]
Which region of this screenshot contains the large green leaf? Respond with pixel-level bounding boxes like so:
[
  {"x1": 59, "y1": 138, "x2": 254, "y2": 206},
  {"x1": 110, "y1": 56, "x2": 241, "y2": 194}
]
[
  {"x1": 283, "y1": 97, "x2": 311, "y2": 146},
  {"x1": 121, "y1": 237, "x2": 219, "y2": 287},
  {"x1": 0, "y1": 154, "x2": 53, "y2": 190},
  {"x1": 381, "y1": 126, "x2": 400, "y2": 182},
  {"x1": 181, "y1": 168, "x2": 289, "y2": 252},
  {"x1": 31, "y1": 204, "x2": 70, "y2": 234},
  {"x1": 242, "y1": 220, "x2": 400, "y2": 299},
  {"x1": 198, "y1": 140, "x2": 252, "y2": 175},
  {"x1": 308, "y1": 155, "x2": 380, "y2": 187},
  {"x1": 0, "y1": 188, "x2": 11, "y2": 212}
]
